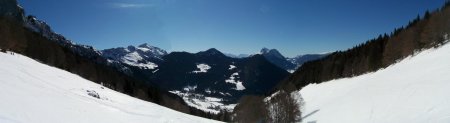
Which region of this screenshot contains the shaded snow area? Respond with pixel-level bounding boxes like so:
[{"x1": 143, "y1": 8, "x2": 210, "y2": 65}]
[
  {"x1": 0, "y1": 52, "x2": 220, "y2": 123},
  {"x1": 123, "y1": 52, "x2": 158, "y2": 69},
  {"x1": 225, "y1": 72, "x2": 246, "y2": 90},
  {"x1": 169, "y1": 89, "x2": 236, "y2": 114},
  {"x1": 297, "y1": 42, "x2": 450, "y2": 123},
  {"x1": 192, "y1": 63, "x2": 211, "y2": 73}
]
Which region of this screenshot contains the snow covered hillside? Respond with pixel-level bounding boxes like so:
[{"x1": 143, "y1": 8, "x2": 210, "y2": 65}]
[
  {"x1": 0, "y1": 51, "x2": 220, "y2": 123},
  {"x1": 297, "y1": 42, "x2": 450, "y2": 123}
]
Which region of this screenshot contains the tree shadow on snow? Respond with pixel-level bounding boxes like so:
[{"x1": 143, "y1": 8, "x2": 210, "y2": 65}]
[{"x1": 302, "y1": 109, "x2": 319, "y2": 122}]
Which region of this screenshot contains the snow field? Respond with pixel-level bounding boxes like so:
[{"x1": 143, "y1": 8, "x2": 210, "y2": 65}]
[
  {"x1": 297, "y1": 42, "x2": 450, "y2": 123},
  {"x1": 0, "y1": 51, "x2": 220, "y2": 123}
]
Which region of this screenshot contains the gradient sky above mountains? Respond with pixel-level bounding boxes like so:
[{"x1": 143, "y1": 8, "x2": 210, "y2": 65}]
[{"x1": 19, "y1": 0, "x2": 445, "y2": 57}]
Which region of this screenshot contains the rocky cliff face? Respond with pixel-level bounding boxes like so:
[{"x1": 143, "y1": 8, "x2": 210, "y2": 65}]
[{"x1": 0, "y1": 0, "x2": 25, "y2": 22}]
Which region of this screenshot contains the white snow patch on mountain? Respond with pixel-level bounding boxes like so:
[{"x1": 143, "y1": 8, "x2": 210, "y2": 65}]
[
  {"x1": 123, "y1": 60, "x2": 158, "y2": 69},
  {"x1": 183, "y1": 85, "x2": 198, "y2": 91},
  {"x1": 137, "y1": 47, "x2": 151, "y2": 52},
  {"x1": 287, "y1": 69, "x2": 296, "y2": 73},
  {"x1": 219, "y1": 92, "x2": 232, "y2": 96},
  {"x1": 229, "y1": 65, "x2": 236, "y2": 70},
  {"x1": 169, "y1": 90, "x2": 236, "y2": 113},
  {"x1": 225, "y1": 72, "x2": 246, "y2": 90},
  {"x1": 234, "y1": 82, "x2": 245, "y2": 91},
  {"x1": 192, "y1": 64, "x2": 211, "y2": 73},
  {"x1": 152, "y1": 69, "x2": 159, "y2": 73},
  {"x1": 0, "y1": 51, "x2": 220, "y2": 123},
  {"x1": 124, "y1": 52, "x2": 143, "y2": 62},
  {"x1": 297, "y1": 42, "x2": 450, "y2": 123},
  {"x1": 120, "y1": 51, "x2": 158, "y2": 69},
  {"x1": 205, "y1": 88, "x2": 212, "y2": 94}
]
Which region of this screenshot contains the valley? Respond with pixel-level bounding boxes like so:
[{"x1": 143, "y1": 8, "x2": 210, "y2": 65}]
[{"x1": 1, "y1": 0, "x2": 450, "y2": 123}]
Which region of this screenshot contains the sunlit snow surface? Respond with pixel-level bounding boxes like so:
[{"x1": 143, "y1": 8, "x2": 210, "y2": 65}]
[
  {"x1": 297, "y1": 42, "x2": 450, "y2": 123},
  {"x1": 192, "y1": 64, "x2": 211, "y2": 73},
  {"x1": 169, "y1": 86, "x2": 236, "y2": 114},
  {"x1": 228, "y1": 65, "x2": 236, "y2": 70},
  {"x1": 169, "y1": 90, "x2": 236, "y2": 114},
  {"x1": 122, "y1": 52, "x2": 158, "y2": 69},
  {"x1": 0, "y1": 51, "x2": 220, "y2": 123},
  {"x1": 225, "y1": 72, "x2": 246, "y2": 90}
]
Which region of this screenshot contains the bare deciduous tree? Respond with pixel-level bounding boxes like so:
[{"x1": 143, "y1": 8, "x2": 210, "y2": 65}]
[{"x1": 266, "y1": 91, "x2": 303, "y2": 123}]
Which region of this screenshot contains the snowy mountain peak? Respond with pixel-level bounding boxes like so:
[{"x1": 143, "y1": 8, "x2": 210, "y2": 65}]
[
  {"x1": 137, "y1": 43, "x2": 167, "y2": 56},
  {"x1": 101, "y1": 44, "x2": 167, "y2": 69},
  {"x1": 138, "y1": 43, "x2": 153, "y2": 48},
  {"x1": 121, "y1": 43, "x2": 168, "y2": 56}
]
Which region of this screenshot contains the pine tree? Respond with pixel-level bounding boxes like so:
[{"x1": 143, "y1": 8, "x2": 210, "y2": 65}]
[
  {"x1": 446, "y1": 0, "x2": 450, "y2": 7},
  {"x1": 424, "y1": 10, "x2": 431, "y2": 20}
]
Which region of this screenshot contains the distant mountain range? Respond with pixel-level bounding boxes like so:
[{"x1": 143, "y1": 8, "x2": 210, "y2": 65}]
[
  {"x1": 224, "y1": 53, "x2": 250, "y2": 59},
  {"x1": 99, "y1": 43, "x2": 328, "y2": 112},
  {"x1": 287, "y1": 53, "x2": 329, "y2": 68},
  {"x1": 0, "y1": 0, "x2": 327, "y2": 117},
  {"x1": 227, "y1": 48, "x2": 329, "y2": 72},
  {"x1": 101, "y1": 46, "x2": 290, "y2": 112},
  {"x1": 23, "y1": 10, "x2": 299, "y2": 113}
]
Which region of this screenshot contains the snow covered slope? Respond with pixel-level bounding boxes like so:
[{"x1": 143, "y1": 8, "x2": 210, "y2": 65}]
[
  {"x1": 0, "y1": 51, "x2": 220, "y2": 123},
  {"x1": 297, "y1": 42, "x2": 450, "y2": 123}
]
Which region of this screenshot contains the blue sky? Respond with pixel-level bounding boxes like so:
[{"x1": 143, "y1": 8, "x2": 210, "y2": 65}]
[{"x1": 19, "y1": 0, "x2": 445, "y2": 57}]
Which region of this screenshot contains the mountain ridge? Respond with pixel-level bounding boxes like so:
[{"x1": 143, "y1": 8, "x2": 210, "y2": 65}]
[{"x1": 122, "y1": 47, "x2": 290, "y2": 113}]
